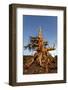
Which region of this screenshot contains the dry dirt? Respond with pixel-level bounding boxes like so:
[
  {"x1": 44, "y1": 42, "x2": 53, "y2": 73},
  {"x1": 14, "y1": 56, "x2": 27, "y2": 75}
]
[{"x1": 23, "y1": 55, "x2": 57, "y2": 74}]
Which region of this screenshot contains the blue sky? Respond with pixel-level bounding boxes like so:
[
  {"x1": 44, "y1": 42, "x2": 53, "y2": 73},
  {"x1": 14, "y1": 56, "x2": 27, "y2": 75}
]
[{"x1": 23, "y1": 15, "x2": 57, "y2": 55}]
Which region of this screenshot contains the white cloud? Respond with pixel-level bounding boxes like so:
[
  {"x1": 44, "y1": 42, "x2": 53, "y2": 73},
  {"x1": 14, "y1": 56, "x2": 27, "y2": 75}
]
[
  {"x1": 24, "y1": 49, "x2": 57, "y2": 57},
  {"x1": 49, "y1": 50, "x2": 57, "y2": 57},
  {"x1": 24, "y1": 49, "x2": 33, "y2": 55}
]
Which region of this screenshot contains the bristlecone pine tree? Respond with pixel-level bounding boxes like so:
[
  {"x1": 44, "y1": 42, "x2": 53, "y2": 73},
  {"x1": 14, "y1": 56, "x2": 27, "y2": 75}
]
[{"x1": 24, "y1": 27, "x2": 55, "y2": 73}]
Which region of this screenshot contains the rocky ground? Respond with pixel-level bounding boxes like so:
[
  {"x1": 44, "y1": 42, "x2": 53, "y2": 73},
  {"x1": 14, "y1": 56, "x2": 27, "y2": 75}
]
[{"x1": 23, "y1": 55, "x2": 57, "y2": 74}]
